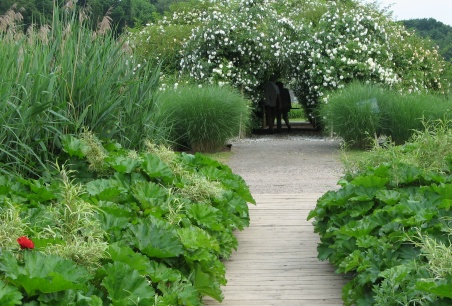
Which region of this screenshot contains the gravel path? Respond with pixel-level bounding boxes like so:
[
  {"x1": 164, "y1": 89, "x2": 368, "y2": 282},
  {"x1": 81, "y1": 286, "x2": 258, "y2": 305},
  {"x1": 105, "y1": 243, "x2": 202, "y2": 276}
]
[{"x1": 226, "y1": 131, "x2": 344, "y2": 194}]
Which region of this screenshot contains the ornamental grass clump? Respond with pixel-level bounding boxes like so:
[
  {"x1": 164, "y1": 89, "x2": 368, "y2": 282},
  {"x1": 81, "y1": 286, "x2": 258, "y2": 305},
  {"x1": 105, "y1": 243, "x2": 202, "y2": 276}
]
[
  {"x1": 320, "y1": 82, "x2": 391, "y2": 149},
  {"x1": 378, "y1": 92, "x2": 452, "y2": 144},
  {"x1": 42, "y1": 165, "x2": 107, "y2": 271},
  {"x1": 0, "y1": 203, "x2": 30, "y2": 250},
  {"x1": 156, "y1": 84, "x2": 251, "y2": 152},
  {"x1": 321, "y1": 82, "x2": 452, "y2": 149},
  {"x1": 145, "y1": 140, "x2": 224, "y2": 203}
]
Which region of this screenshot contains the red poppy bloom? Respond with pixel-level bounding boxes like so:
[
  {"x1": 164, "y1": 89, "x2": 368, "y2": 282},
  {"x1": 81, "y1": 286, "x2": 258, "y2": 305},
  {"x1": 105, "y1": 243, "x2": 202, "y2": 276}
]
[{"x1": 17, "y1": 236, "x2": 34, "y2": 249}]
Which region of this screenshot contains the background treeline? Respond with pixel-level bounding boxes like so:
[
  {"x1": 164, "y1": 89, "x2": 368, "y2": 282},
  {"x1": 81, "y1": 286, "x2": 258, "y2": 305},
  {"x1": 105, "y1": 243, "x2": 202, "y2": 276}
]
[
  {"x1": 403, "y1": 18, "x2": 452, "y2": 61},
  {"x1": 0, "y1": 0, "x2": 184, "y2": 33},
  {"x1": 3, "y1": 1, "x2": 452, "y2": 62}
]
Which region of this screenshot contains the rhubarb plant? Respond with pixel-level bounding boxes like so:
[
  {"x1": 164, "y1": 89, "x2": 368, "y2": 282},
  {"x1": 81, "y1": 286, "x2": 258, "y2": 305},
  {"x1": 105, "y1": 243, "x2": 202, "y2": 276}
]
[
  {"x1": 309, "y1": 138, "x2": 452, "y2": 305},
  {"x1": 0, "y1": 134, "x2": 254, "y2": 305}
]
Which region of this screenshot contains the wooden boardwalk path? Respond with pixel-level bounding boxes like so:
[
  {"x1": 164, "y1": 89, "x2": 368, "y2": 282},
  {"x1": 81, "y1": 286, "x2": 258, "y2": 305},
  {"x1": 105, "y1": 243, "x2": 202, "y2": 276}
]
[{"x1": 204, "y1": 193, "x2": 346, "y2": 306}]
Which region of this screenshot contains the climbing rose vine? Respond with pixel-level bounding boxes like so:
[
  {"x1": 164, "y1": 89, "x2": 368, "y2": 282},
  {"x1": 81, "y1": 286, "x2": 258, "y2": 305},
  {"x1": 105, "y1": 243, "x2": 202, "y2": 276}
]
[
  {"x1": 292, "y1": 2, "x2": 448, "y2": 121},
  {"x1": 129, "y1": 0, "x2": 449, "y2": 119}
]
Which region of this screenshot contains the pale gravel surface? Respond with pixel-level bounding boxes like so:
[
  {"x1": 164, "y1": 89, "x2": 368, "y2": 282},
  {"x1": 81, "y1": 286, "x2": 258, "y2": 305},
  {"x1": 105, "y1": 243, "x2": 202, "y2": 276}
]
[{"x1": 226, "y1": 132, "x2": 344, "y2": 194}]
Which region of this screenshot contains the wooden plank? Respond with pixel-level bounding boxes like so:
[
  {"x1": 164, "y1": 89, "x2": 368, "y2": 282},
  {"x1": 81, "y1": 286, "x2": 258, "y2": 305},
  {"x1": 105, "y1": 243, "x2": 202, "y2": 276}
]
[{"x1": 203, "y1": 193, "x2": 346, "y2": 306}]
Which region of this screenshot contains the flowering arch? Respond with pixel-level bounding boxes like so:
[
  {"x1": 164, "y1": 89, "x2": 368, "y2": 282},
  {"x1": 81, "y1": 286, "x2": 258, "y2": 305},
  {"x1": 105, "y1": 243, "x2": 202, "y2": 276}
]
[{"x1": 130, "y1": 0, "x2": 449, "y2": 122}]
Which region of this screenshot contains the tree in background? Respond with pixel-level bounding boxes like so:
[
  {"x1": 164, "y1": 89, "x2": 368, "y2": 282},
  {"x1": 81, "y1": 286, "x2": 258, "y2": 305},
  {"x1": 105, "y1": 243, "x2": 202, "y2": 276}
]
[
  {"x1": 0, "y1": 0, "x2": 54, "y2": 27},
  {"x1": 0, "y1": 0, "x2": 159, "y2": 33},
  {"x1": 403, "y1": 18, "x2": 452, "y2": 61}
]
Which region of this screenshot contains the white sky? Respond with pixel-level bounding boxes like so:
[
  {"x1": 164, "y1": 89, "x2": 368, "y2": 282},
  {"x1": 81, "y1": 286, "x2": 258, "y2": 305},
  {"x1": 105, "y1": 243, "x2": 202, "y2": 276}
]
[{"x1": 363, "y1": 0, "x2": 452, "y2": 26}]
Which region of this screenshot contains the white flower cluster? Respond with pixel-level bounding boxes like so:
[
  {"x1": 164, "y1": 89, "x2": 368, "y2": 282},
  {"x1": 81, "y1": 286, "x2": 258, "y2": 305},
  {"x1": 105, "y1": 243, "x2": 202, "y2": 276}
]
[
  {"x1": 179, "y1": 0, "x2": 302, "y2": 98},
  {"x1": 130, "y1": 0, "x2": 448, "y2": 110}
]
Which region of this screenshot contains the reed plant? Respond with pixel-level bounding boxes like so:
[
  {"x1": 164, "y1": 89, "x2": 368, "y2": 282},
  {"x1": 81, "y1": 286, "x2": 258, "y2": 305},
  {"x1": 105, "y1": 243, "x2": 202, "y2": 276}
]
[
  {"x1": 156, "y1": 84, "x2": 251, "y2": 152},
  {"x1": 0, "y1": 5, "x2": 161, "y2": 176}
]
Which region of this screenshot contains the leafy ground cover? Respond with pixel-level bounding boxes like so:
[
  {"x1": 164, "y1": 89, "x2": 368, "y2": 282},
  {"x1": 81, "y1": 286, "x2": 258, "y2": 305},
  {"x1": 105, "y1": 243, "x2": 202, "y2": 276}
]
[
  {"x1": 0, "y1": 133, "x2": 255, "y2": 305},
  {"x1": 308, "y1": 120, "x2": 452, "y2": 305}
]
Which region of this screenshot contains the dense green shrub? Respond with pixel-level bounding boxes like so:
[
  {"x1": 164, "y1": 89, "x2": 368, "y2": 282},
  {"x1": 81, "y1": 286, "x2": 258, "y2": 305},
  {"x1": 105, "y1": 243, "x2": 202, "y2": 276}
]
[
  {"x1": 320, "y1": 82, "x2": 452, "y2": 148},
  {"x1": 308, "y1": 120, "x2": 452, "y2": 305},
  {"x1": 156, "y1": 84, "x2": 251, "y2": 152},
  {"x1": 0, "y1": 133, "x2": 254, "y2": 305}
]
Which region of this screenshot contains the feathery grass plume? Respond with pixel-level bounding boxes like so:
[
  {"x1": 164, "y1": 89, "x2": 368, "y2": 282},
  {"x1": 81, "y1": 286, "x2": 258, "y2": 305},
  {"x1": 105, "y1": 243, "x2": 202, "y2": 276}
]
[
  {"x1": 42, "y1": 163, "x2": 107, "y2": 271},
  {"x1": 409, "y1": 225, "x2": 452, "y2": 279},
  {"x1": 145, "y1": 140, "x2": 224, "y2": 202},
  {"x1": 80, "y1": 130, "x2": 108, "y2": 173},
  {"x1": 95, "y1": 7, "x2": 113, "y2": 37},
  {"x1": 145, "y1": 140, "x2": 179, "y2": 170},
  {"x1": 0, "y1": 5, "x2": 23, "y2": 35},
  {"x1": 0, "y1": 201, "x2": 30, "y2": 249},
  {"x1": 176, "y1": 175, "x2": 223, "y2": 203}
]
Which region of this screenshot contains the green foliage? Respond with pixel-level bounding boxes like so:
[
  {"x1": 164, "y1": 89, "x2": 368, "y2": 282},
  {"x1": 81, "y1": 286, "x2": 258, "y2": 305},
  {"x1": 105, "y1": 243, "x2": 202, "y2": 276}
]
[
  {"x1": 131, "y1": 0, "x2": 450, "y2": 127},
  {"x1": 320, "y1": 82, "x2": 388, "y2": 148},
  {"x1": 0, "y1": 5, "x2": 162, "y2": 176},
  {"x1": 0, "y1": 133, "x2": 254, "y2": 304},
  {"x1": 0, "y1": 251, "x2": 92, "y2": 296},
  {"x1": 101, "y1": 262, "x2": 155, "y2": 304},
  {"x1": 344, "y1": 118, "x2": 452, "y2": 174},
  {"x1": 0, "y1": 0, "x2": 158, "y2": 35},
  {"x1": 0, "y1": 281, "x2": 22, "y2": 306},
  {"x1": 308, "y1": 120, "x2": 452, "y2": 305},
  {"x1": 320, "y1": 82, "x2": 452, "y2": 148},
  {"x1": 403, "y1": 18, "x2": 452, "y2": 61},
  {"x1": 156, "y1": 84, "x2": 251, "y2": 152}
]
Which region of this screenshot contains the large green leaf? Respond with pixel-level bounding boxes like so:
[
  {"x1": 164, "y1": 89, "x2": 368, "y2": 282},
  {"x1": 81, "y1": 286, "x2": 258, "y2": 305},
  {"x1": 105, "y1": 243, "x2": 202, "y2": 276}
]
[
  {"x1": 131, "y1": 181, "x2": 169, "y2": 217},
  {"x1": 85, "y1": 179, "x2": 124, "y2": 201},
  {"x1": 129, "y1": 217, "x2": 183, "y2": 258},
  {"x1": 416, "y1": 277, "x2": 452, "y2": 299},
  {"x1": 0, "y1": 281, "x2": 22, "y2": 306},
  {"x1": 1, "y1": 251, "x2": 91, "y2": 296},
  {"x1": 156, "y1": 279, "x2": 201, "y2": 306},
  {"x1": 104, "y1": 155, "x2": 139, "y2": 173},
  {"x1": 375, "y1": 189, "x2": 402, "y2": 205},
  {"x1": 337, "y1": 218, "x2": 379, "y2": 238},
  {"x1": 101, "y1": 262, "x2": 155, "y2": 304},
  {"x1": 431, "y1": 183, "x2": 452, "y2": 199},
  {"x1": 61, "y1": 134, "x2": 88, "y2": 158},
  {"x1": 193, "y1": 264, "x2": 223, "y2": 302},
  {"x1": 20, "y1": 178, "x2": 57, "y2": 202},
  {"x1": 187, "y1": 203, "x2": 223, "y2": 231},
  {"x1": 147, "y1": 260, "x2": 182, "y2": 283},
  {"x1": 141, "y1": 153, "x2": 174, "y2": 182},
  {"x1": 178, "y1": 226, "x2": 220, "y2": 253},
  {"x1": 107, "y1": 243, "x2": 151, "y2": 273},
  {"x1": 351, "y1": 175, "x2": 389, "y2": 188},
  {"x1": 395, "y1": 163, "x2": 423, "y2": 184}
]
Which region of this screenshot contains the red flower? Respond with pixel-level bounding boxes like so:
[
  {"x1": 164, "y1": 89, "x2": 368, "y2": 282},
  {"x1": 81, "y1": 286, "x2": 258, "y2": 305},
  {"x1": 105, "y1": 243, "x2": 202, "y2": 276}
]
[{"x1": 17, "y1": 236, "x2": 34, "y2": 249}]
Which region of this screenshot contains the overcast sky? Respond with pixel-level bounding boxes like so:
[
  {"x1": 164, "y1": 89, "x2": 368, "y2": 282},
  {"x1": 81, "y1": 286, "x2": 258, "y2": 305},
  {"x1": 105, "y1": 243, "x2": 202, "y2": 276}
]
[{"x1": 363, "y1": 0, "x2": 452, "y2": 26}]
